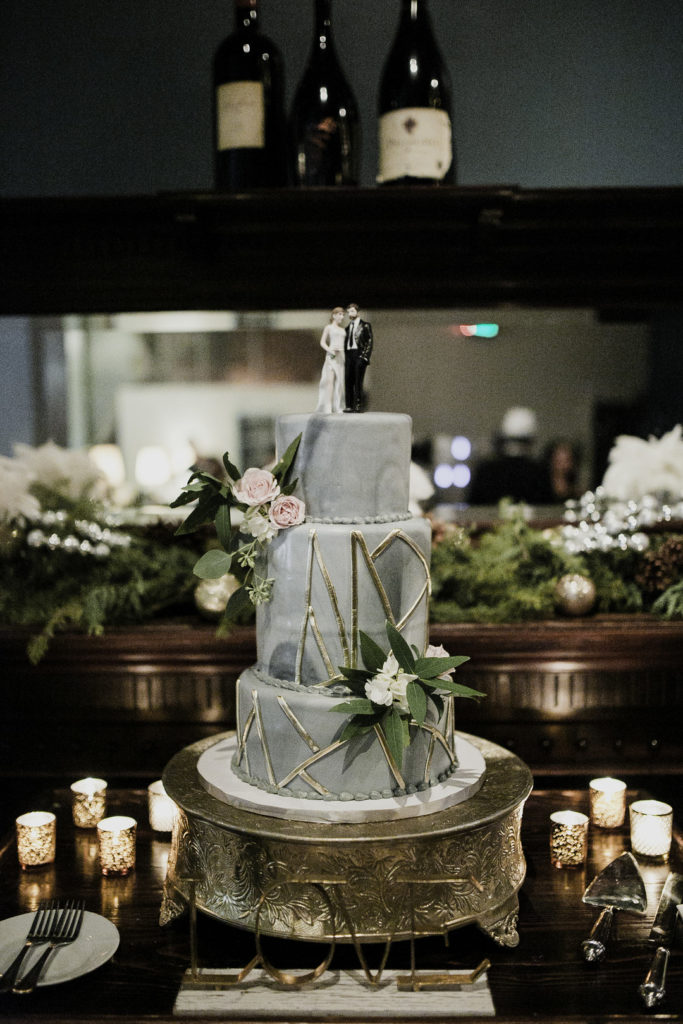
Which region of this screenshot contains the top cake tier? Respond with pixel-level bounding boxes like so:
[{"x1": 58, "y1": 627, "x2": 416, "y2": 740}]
[{"x1": 277, "y1": 412, "x2": 413, "y2": 521}]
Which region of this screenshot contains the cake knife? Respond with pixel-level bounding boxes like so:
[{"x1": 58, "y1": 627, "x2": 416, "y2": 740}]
[{"x1": 638, "y1": 871, "x2": 683, "y2": 1008}]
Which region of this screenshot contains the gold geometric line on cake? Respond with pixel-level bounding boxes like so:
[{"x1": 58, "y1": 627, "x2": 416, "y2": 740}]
[
  {"x1": 423, "y1": 733, "x2": 436, "y2": 786},
  {"x1": 296, "y1": 529, "x2": 350, "y2": 684},
  {"x1": 276, "y1": 695, "x2": 321, "y2": 753},
  {"x1": 234, "y1": 704, "x2": 256, "y2": 767},
  {"x1": 418, "y1": 721, "x2": 457, "y2": 764},
  {"x1": 277, "y1": 739, "x2": 346, "y2": 788},
  {"x1": 251, "y1": 689, "x2": 277, "y2": 786},
  {"x1": 371, "y1": 722, "x2": 406, "y2": 789},
  {"x1": 298, "y1": 770, "x2": 331, "y2": 797}
]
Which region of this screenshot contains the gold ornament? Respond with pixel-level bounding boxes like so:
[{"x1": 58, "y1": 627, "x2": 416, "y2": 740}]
[
  {"x1": 194, "y1": 574, "x2": 240, "y2": 619},
  {"x1": 554, "y1": 573, "x2": 596, "y2": 616}
]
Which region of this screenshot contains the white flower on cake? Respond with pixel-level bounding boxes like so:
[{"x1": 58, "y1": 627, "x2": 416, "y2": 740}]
[
  {"x1": 243, "y1": 505, "x2": 278, "y2": 543},
  {"x1": 233, "y1": 468, "x2": 281, "y2": 507},
  {"x1": 365, "y1": 653, "x2": 416, "y2": 711},
  {"x1": 172, "y1": 434, "x2": 303, "y2": 627},
  {"x1": 601, "y1": 424, "x2": 683, "y2": 500},
  {"x1": 332, "y1": 621, "x2": 484, "y2": 770}
]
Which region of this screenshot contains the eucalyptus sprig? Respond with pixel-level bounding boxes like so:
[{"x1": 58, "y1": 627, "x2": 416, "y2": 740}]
[
  {"x1": 170, "y1": 434, "x2": 302, "y2": 625},
  {"x1": 331, "y1": 620, "x2": 484, "y2": 769}
]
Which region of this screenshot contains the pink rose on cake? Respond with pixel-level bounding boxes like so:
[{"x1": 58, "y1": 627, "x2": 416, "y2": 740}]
[
  {"x1": 269, "y1": 494, "x2": 306, "y2": 529},
  {"x1": 233, "y1": 468, "x2": 280, "y2": 507}
]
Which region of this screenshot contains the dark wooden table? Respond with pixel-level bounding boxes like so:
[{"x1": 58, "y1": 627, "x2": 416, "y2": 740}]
[{"x1": 0, "y1": 783, "x2": 681, "y2": 1022}]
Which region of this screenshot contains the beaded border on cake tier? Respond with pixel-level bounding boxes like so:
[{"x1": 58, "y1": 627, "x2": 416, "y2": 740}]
[{"x1": 304, "y1": 512, "x2": 413, "y2": 524}]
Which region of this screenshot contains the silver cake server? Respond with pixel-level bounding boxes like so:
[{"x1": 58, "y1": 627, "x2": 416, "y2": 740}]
[
  {"x1": 639, "y1": 872, "x2": 683, "y2": 1008},
  {"x1": 581, "y1": 851, "x2": 647, "y2": 963}
]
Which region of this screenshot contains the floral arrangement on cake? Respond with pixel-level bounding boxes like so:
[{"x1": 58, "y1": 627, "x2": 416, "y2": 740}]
[
  {"x1": 331, "y1": 621, "x2": 484, "y2": 769},
  {"x1": 171, "y1": 434, "x2": 304, "y2": 629},
  {"x1": 0, "y1": 442, "x2": 200, "y2": 662}
]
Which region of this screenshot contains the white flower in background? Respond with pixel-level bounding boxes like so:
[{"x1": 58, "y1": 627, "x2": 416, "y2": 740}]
[
  {"x1": 13, "y1": 441, "x2": 106, "y2": 501},
  {"x1": 601, "y1": 425, "x2": 683, "y2": 500},
  {"x1": 242, "y1": 506, "x2": 278, "y2": 543},
  {"x1": 0, "y1": 457, "x2": 41, "y2": 523}
]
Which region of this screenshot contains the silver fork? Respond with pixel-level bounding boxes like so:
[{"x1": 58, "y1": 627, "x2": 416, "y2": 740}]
[
  {"x1": 0, "y1": 900, "x2": 59, "y2": 993},
  {"x1": 13, "y1": 899, "x2": 85, "y2": 995}
]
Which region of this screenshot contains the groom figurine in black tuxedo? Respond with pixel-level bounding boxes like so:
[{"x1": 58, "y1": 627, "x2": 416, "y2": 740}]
[{"x1": 344, "y1": 303, "x2": 373, "y2": 412}]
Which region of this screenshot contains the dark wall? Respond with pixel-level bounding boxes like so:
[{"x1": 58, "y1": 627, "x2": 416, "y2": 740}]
[{"x1": 2, "y1": 0, "x2": 682, "y2": 196}]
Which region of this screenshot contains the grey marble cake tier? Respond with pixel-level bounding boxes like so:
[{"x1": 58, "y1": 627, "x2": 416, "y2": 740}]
[
  {"x1": 233, "y1": 667, "x2": 458, "y2": 800},
  {"x1": 256, "y1": 516, "x2": 431, "y2": 687},
  {"x1": 277, "y1": 412, "x2": 413, "y2": 520}
]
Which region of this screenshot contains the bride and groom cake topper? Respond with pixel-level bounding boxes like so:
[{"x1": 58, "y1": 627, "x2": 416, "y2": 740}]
[{"x1": 316, "y1": 303, "x2": 373, "y2": 414}]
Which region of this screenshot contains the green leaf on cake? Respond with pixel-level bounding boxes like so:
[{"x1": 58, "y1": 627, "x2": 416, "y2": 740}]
[
  {"x1": 385, "y1": 621, "x2": 415, "y2": 673},
  {"x1": 272, "y1": 434, "x2": 302, "y2": 485},
  {"x1": 414, "y1": 654, "x2": 470, "y2": 677},
  {"x1": 421, "y1": 675, "x2": 485, "y2": 700},
  {"x1": 406, "y1": 679, "x2": 427, "y2": 725},
  {"x1": 339, "y1": 718, "x2": 377, "y2": 742},
  {"x1": 330, "y1": 698, "x2": 376, "y2": 715},
  {"x1": 174, "y1": 490, "x2": 222, "y2": 536},
  {"x1": 193, "y1": 548, "x2": 233, "y2": 580},
  {"x1": 222, "y1": 452, "x2": 242, "y2": 482},
  {"x1": 215, "y1": 502, "x2": 232, "y2": 550},
  {"x1": 381, "y1": 706, "x2": 406, "y2": 768},
  {"x1": 359, "y1": 630, "x2": 387, "y2": 673}
]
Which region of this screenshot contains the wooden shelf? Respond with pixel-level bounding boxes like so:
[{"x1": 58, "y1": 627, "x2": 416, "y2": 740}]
[{"x1": 1, "y1": 186, "x2": 682, "y2": 315}]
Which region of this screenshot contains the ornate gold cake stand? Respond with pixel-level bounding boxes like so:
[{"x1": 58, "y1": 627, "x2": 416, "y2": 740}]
[{"x1": 162, "y1": 732, "x2": 532, "y2": 948}]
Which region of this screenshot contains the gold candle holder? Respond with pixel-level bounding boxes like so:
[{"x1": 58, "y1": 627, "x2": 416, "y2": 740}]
[
  {"x1": 71, "y1": 776, "x2": 107, "y2": 828},
  {"x1": 16, "y1": 811, "x2": 56, "y2": 869},
  {"x1": 147, "y1": 779, "x2": 176, "y2": 833},
  {"x1": 97, "y1": 815, "x2": 137, "y2": 875},
  {"x1": 589, "y1": 777, "x2": 626, "y2": 829},
  {"x1": 550, "y1": 810, "x2": 589, "y2": 868},
  {"x1": 629, "y1": 799, "x2": 673, "y2": 861}
]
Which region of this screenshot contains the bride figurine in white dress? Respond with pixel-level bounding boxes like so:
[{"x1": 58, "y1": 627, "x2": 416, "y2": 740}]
[{"x1": 315, "y1": 307, "x2": 346, "y2": 413}]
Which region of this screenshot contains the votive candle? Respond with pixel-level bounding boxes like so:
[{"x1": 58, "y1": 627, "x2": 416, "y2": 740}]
[
  {"x1": 147, "y1": 780, "x2": 175, "y2": 833},
  {"x1": 550, "y1": 810, "x2": 589, "y2": 868},
  {"x1": 589, "y1": 777, "x2": 627, "y2": 829},
  {"x1": 16, "y1": 812, "x2": 56, "y2": 869},
  {"x1": 629, "y1": 800, "x2": 673, "y2": 861},
  {"x1": 71, "y1": 777, "x2": 107, "y2": 828},
  {"x1": 97, "y1": 815, "x2": 137, "y2": 875}
]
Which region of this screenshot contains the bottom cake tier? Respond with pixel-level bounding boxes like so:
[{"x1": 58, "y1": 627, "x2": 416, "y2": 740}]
[
  {"x1": 162, "y1": 732, "x2": 533, "y2": 947},
  {"x1": 233, "y1": 667, "x2": 458, "y2": 801}
]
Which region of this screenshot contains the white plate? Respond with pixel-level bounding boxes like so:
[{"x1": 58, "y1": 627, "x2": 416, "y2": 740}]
[{"x1": 0, "y1": 910, "x2": 119, "y2": 987}]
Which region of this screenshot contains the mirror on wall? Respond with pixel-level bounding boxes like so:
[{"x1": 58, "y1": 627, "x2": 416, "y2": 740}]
[{"x1": 1, "y1": 305, "x2": 657, "y2": 514}]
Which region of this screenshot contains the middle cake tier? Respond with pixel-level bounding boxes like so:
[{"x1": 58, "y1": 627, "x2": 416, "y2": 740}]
[{"x1": 255, "y1": 516, "x2": 432, "y2": 687}]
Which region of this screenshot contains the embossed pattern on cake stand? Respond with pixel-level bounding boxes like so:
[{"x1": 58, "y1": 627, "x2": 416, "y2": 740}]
[{"x1": 161, "y1": 732, "x2": 532, "y2": 948}]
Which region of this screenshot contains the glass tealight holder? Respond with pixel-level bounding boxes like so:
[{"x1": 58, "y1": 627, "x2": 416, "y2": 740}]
[
  {"x1": 16, "y1": 811, "x2": 56, "y2": 870},
  {"x1": 550, "y1": 810, "x2": 589, "y2": 868},
  {"x1": 629, "y1": 799, "x2": 673, "y2": 861},
  {"x1": 589, "y1": 777, "x2": 627, "y2": 829},
  {"x1": 71, "y1": 777, "x2": 107, "y2": 828},
  {"x1": 97, "y1": 815, "x2": 137, "y2": 876},
  {"x1": 147, "y1": 780, "x2": 176, "y2": 833}
]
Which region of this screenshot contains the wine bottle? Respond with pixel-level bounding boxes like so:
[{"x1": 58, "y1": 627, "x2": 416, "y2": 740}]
[
  {"x1": 213, "y1": 0, "x2": 287, "y2": 191},
  {"x1": 290, "y1": 0, "x2": 360, "y2": 187},
  {"x1": 377, "y1": 0, "x2": 455, "y2": 186}
]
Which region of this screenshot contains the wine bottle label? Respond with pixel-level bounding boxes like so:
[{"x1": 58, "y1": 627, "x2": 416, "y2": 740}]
[
  {"x1": 378, "y1": 107, "x2": 452, "y2": 182},
  {"x1": 216, "y1": 81, "x2": 265, "y2": 151}
]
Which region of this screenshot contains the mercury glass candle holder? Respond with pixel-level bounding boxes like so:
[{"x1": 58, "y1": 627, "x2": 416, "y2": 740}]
[
  {"x1": 16, "y1": 811, "x2": 57, "y2": 869},
  {"x1": 589, "y1": 777, "x2": 627, "y2": 829},
  {"x1": 71, "y1": 777, "x2": 107, "y2": 828},
  {"x1": 97, "y1": 815, "x2": 137, "y2": 875},
  {"x1": 550, "y1": 810, "x2": 589, "y2": 868},
  {"x1": 147, "y1": 780, "x2": 176, "y2": 833},
  {"x1": 629, "y1": 799, "x2": 673, "y2": 861}
]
